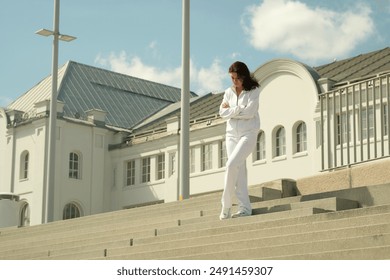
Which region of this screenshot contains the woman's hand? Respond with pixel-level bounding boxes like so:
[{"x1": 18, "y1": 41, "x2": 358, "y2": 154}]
[{"x1": 222, "y1": 102, "x2": 230, "y2": 108}]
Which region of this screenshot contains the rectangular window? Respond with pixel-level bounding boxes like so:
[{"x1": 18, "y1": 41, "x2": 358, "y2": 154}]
[
  {"x1": 141, "y1": 157, "x2": 151, "y2": 183},
  {"x1": 201, "y1": 143, "x2": 212, "y2": 171},
  {"x1": 157, "y1": 154, "x2": 165, "y2": 180},
  {"x1": 69, "y1": 152, "x2": 80, "y2": 179},
  {"x1": 126, "y1": 160, "x2": 135, "y2": 186},
  {"x1": 20, "y1": 152, "x2": 29, "y2": 180},
  {"x1": 361, "y1": 107, "x2": 374, "y2": 140},
  {"x1": 337, "y1": 113, "x2": 350, "y2": 145},
  {"x1": 220, "y1": 140, "x2": 227, "y2": 167},
  {"x1": 383, "y1": 104, "x2": 388, "y2": 136},
  {"x1": 190, "y1": 147, "x2": 196, "y2": 173}
]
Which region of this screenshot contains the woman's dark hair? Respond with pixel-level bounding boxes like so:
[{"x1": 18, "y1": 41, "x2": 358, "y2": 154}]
[{"x1": 229, "y1": 61, "x2": 259, "y2": 91}]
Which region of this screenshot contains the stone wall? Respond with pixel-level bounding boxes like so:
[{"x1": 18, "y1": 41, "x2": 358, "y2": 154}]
[{"x1": 296, "y1": 157, "x2": 390, "y2": 195}]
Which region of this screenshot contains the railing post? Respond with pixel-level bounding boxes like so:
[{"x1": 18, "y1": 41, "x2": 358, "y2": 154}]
[{"x1": 320, "y1": 94, "x2": 325, "y2": 170}]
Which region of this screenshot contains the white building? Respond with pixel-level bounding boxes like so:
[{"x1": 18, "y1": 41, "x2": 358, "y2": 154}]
[{"x1": 1, "y1": 47, "x2": 389, "y2": 227}]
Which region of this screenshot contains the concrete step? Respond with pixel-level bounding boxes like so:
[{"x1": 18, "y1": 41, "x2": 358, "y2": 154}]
[
  {"x1": 166, "y1": 233, "x2": 390, "y2": 260},
  {"x1": 135, "y1": 210, "x2": 390, "y2": 248},
  {"x1": 101, "y1": 222, "x2": 390, "y2": 260},
  {"x1": 153, "y1": 200, "x2": 364, "y2": 239},
  {"x1": 253, "y1": 197, "x2": 359, "y2": 214},
  {"x1": 0, "y1": 204, "x2": 206, "y2": 239},
  {"x1": 0, "y1": 184, "x2": 267, "y2": 238},
  {"x1": 0, "y1": 207, "x2": 323, "y2": 259},
  {"x1": 32, "y1": 207, "x2": 390, "y2": 260},
  {"x1": 2, "y1": 203, "x2": 389, "y2": 259},
  {"x1": 0, "y1": 190, "x2": 224, "y2": 235},
  {"x1": 0, "y1": 183, "x2": 353, "y2": 240},
  {"x1": 161, "y1": 196, "x2": 358, "y2": 229},
  {"x1": 190, "y1": 196, "x2": 357, "y2": 221},
  {"x1": 266, "y1": 245, "x2": 390, "y2": 260},
  {"x1": 1, "y1": 180, "x2": 389, "y2": 260},
  {"x1": 0, "y1": 193, "x2": 354, "y2": 244}
]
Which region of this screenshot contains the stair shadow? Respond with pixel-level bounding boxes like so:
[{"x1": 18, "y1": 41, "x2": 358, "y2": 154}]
[
  {"x1": 252, "y1": 204, "x2": 292, "y2": 215},
  {"x1": 298, "y1": 186, "x2": 375, "y2": 207},
  {"x1": 249, "y1": 195, "x2": 262, "y2": 203}
]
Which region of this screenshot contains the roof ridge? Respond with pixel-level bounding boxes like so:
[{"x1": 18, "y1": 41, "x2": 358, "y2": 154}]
[
  {"x1": 7, "y1": 62, "x2": 70, "y2": 110},
  {"x1": 90, "y1": 80, "x2": 183, "y2": 104},
  {"x1": 66, "y1": 60, "x2": 193, "y2": 93},
  {"x1": 57, "y1": 61, "x2": 72, "y2": 96}
]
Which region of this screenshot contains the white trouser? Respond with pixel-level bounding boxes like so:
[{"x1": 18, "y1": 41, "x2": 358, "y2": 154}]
[{"x1": 221, "y1": 130, "x2": 257, "y2": 211}]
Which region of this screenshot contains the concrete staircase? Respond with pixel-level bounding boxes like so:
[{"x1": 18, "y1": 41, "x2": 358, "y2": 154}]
[{"x1": 1, "y1": 182, "x2": 390, "y2": 260}]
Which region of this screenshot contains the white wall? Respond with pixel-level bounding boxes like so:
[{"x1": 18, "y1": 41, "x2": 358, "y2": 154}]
[
  {"x1": 54, "y1": 119, "x2": 112, "y2": 220},
  {"x1": 250, "y1": 59, "x2": 320, "y2": 183},
  {"x1": 11, "y1": 119, "x2": 46, "y2": 225}
]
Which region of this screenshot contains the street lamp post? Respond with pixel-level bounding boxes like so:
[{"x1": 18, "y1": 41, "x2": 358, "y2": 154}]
[
  {"x1": 179, "y1": 0, "x2": 190, "y2": 201},
  {"x1": 35, "y1": 0, "x2": 76, "y2": 223}
]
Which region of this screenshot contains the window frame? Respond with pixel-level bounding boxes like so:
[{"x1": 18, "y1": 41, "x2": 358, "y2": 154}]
[
  {"x1": 69, "y1": 152, "x2": 81, "y2": 179},
  {"x1": 201, "y1": 143, "x2": 213, "y2": 171},
  {"x1": 63, "y1": 202, "x2": 82, "y2": 220},
  {"x1": 141, "y1": 157, "x2": 151, "y2": 183},
  {"x1": 126, "y1": 160, "x2": 136, "y2": 186},
  {"x1": 275, "y1": 126, "x2": 286, "y2": 157},
  {"x1": 296, "y1": 122, "x2": 307, "y2": 153},
  {"x1": 219, "y1": 140, "x2": 227, "y2": 168},
  {"x1": 20, "y1": 151, "x2": 29, "y2": 180},
  {"x1": 156, "y1": 154, "x2": 165, "y2": 180},
  {"x1": 19, "y1": 201, "x2": 30, "y2": 227},
  {"x1": 256, "y1": 130, "x2": 266, "y2": 161}
]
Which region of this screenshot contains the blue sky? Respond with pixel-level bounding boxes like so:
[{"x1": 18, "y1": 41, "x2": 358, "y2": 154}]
[{"x1": 1, "y1": 0, "x2": 389, "y2": 107}]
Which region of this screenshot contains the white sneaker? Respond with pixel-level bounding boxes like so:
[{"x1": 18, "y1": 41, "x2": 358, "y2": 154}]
[
  {"x1": 219, "y1": 208, "x2": 231, "y2": 220},
  {"x1": 231, "y1": 209, "x2": 251, "y2": 218}
]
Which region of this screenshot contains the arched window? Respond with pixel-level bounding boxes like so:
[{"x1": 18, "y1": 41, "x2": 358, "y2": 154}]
[
  {"x1": 19, "y1": 202, "x2": 30, "y2": 227},
  {"x1": 275, "y1": 127, "x2": 286, "y2": 157},
  {"x1": 69, "y1": 152, "x2": 81, "y2": 179},
  {"x1": 296, "y1": 122, "x2": 307, "y2": 153},
  {"x1": 20, "y1": 151, "x2": 29, "y2": 180},
  {"x1": 63, "y1": 202, "x2": 82, "y2": 220},
  {"x1": 256, "y1": 131, "x2": 266, "y2": 160}
]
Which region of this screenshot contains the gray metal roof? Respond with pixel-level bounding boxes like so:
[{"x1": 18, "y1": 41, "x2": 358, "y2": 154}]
[
  {"x1": 8, "y1": 61, "x2": 196, "y2": 129},
  {"x1": 315, "y1": 47, "x2": 390, "y2": 83},
  {"x1": 132, "y1": 92, "x2": 223, "y2": 134}
]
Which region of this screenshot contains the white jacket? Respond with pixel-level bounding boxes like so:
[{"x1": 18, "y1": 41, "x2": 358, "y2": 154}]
[{"x1": 219, "y1": 86, "x2": 261, "y2": 136}]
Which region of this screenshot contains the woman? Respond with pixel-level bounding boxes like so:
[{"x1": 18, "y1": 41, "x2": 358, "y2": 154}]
[{"x1": 219, "y1": 61, "x2": 260, "y2": 220}]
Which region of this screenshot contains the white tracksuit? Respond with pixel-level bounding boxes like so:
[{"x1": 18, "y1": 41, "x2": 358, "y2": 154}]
[{"x1": 219, "y1": 86, "x2": 261, "y2": 212}]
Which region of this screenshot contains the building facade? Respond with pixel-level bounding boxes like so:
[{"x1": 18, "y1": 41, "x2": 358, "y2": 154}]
[{"x1": 1, "y1": 48, "x2": 389, "y2": 227}]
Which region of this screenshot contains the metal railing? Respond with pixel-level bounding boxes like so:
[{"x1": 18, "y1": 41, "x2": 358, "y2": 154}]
[{"x1": 319, "y1": 73, "x2": 390, "y2": 170}]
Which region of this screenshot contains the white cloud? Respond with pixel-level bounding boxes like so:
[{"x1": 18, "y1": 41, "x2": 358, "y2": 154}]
[
  {"x1": 95, "y1": 51, "x2": 226, "y2": 95},
  {"x1": 242, "y1": 0, "x2": 375, "y2": 63},
  {"x1": 230, "y1": 52, "x2": 241, "y2": 59},
  {"x1": 195, "y1": 59, "x2": 226, "y2": 94}
]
